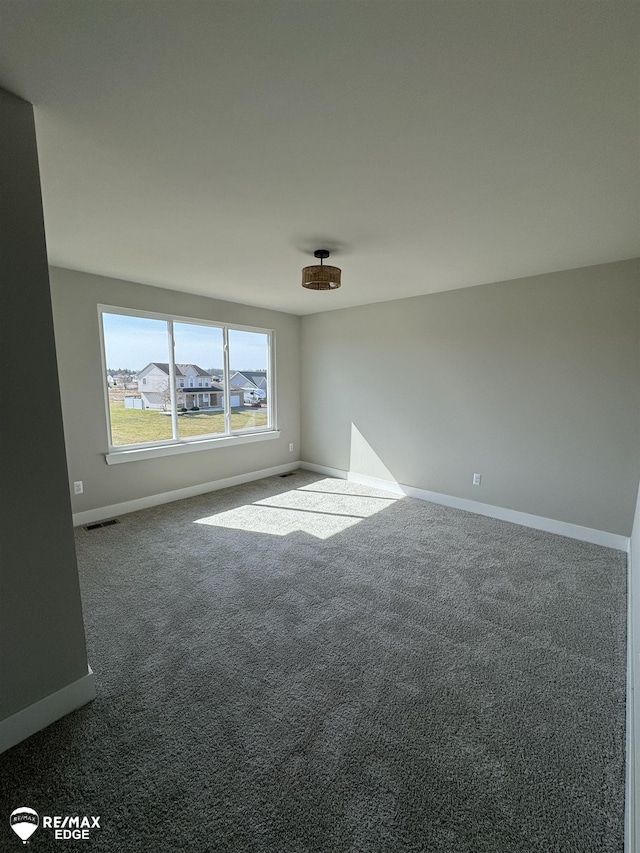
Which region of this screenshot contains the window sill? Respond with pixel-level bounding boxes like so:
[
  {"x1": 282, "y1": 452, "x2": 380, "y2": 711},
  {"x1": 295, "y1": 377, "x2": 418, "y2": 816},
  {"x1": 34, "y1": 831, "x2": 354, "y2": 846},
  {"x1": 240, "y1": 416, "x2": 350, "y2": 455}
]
[{"x1": 105, "y1": 429, "x2": 281, "y2": 465}]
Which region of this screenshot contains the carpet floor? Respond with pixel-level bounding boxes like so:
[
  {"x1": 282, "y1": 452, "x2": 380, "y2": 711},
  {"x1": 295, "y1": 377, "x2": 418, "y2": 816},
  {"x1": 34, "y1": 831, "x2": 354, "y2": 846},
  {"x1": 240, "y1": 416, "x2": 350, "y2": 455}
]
[{"x1": 0, "y1": 471, "x2": 627, "y2": 852}]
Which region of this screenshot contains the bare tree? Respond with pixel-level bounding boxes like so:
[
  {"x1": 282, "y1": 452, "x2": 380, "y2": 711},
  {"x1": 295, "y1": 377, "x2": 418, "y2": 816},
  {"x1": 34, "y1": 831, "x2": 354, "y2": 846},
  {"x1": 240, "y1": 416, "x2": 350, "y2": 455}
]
[{"x1": 158, "y1": 380, "x2": 172, "y2": 411}]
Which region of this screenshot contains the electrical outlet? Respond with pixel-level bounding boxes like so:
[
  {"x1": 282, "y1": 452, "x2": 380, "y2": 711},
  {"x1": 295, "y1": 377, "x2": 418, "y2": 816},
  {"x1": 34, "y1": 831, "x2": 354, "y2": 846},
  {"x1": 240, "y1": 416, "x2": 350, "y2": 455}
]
[
  {"x1": 472, "y1": 473, "x2": 481, "y2": 486},
  {"x1": 73, "y1": 480, "x2": 84, "y2": 495},
  {"x1": 289, "y1": 443, "x2": 294, "y2": 452}
]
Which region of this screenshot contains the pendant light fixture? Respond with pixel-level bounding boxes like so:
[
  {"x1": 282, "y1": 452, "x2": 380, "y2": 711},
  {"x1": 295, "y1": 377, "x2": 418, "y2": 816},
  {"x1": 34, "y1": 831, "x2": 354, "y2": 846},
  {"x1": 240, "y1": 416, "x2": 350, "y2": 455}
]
[{"x1": 301, "y1": 249, "x2": 341, "y2": 290}]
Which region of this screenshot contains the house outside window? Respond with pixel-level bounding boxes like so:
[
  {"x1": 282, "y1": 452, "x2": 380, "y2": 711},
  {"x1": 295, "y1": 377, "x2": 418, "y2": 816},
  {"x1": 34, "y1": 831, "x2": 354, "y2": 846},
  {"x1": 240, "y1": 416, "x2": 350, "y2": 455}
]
[{"x1": 100, "y1": 307, "x2": 274, "y2": 454}]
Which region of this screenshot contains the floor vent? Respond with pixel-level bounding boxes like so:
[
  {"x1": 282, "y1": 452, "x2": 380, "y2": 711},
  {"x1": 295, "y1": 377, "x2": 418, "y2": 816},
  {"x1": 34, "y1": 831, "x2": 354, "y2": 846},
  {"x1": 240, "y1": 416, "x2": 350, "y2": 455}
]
[
  {"x1": 84, "y1": 518, "x2": 120, "y2": 531},
  {"x1": 279, "y1": 471, "x2": 296, "y2": 478}
]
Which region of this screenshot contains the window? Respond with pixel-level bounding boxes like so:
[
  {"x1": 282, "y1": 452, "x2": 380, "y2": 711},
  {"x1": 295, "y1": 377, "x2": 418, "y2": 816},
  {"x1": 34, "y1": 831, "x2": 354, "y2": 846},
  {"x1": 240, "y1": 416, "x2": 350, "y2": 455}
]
[
  {"x1": 229, "y1": 330, "x2": 270, "y2": 430},
  {"x1": 173, "y1": 321, "x2": 225, "y2": 439},
  {"x1": 100, "y1": 307, "x2": 275, "y2": 458}
]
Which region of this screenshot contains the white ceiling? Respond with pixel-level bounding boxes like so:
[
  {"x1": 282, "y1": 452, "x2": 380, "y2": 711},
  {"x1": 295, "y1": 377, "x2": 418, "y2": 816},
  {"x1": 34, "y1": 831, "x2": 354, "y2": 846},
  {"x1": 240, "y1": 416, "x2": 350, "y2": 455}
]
[{"x1": 0, "y1": 1, "x2": 638, "y2": 315}]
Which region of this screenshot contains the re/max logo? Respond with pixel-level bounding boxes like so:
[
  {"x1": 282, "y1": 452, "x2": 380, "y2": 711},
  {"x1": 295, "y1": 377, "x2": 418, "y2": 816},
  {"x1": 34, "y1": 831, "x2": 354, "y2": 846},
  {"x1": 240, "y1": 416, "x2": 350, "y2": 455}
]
[{"x1": 42, "y1": 816, "x2": 101, "y2": 829}]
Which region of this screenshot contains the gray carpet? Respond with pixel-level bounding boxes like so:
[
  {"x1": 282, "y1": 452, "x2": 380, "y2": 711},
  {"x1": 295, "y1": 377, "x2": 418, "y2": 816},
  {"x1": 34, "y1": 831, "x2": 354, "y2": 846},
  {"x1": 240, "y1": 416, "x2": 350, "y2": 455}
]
[{"x1": 0, "y1": 471, "x2": 627, "y2": 851}]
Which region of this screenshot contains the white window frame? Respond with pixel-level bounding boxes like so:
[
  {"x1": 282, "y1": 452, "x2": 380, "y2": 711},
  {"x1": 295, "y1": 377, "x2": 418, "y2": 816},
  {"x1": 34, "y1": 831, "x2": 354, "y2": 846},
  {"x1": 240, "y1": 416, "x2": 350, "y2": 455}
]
[{"x1": 98, "y1": 305, "x2": 278, "y2": 464}]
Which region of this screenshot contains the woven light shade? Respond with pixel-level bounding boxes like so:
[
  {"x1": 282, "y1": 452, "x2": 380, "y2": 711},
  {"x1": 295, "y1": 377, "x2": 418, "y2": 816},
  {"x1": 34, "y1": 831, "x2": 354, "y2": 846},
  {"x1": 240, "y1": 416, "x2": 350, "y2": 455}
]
[{"x1": 302, "y1": 249, "x2": 341, "y2": 290}]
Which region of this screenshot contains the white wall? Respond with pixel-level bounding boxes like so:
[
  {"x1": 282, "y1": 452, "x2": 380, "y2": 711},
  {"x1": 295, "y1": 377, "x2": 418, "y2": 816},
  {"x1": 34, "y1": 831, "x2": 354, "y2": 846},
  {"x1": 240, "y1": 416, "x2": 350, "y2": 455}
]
[
  {"x1": 0, "y1": 89, "x2": 92, "y2": 742},
  {"x1": 50, "y1": 267, "x2": 301, "y2": 517},
  {"x1": 301, "y1": 259, "x2": 640, "y2": 537}
]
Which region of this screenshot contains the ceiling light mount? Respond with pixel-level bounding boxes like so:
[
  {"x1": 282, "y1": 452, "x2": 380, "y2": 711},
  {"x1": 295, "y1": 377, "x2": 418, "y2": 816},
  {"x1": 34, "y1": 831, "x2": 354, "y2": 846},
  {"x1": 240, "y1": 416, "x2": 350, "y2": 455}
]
[{"x1": 302, "y1": 249, "x2": 341, "y2": 291}]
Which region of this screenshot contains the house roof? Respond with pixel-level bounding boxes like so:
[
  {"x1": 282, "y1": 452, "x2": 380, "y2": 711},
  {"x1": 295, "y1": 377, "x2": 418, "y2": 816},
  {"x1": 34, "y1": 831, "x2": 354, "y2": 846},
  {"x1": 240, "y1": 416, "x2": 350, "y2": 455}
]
[
  {"x1": 140, "y1": 362, "x2": 181, "y2": 376},
  {"x1": 140, "y1": 362, "x2": 213, "y2": 377},
  {"x1": 180, "y1": 382, "x2": 224, "y2": 393},
  {"x1": 176, "y1": 363, "x2": 211, "y2": 376},
  {"x1": 231, "y1": 371, "x2": 267, "y2": 390}
]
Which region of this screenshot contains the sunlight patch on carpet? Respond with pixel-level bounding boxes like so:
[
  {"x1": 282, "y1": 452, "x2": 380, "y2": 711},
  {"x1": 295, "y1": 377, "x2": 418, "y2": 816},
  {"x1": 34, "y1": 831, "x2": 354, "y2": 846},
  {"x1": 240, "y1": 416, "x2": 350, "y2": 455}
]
[{"x1": 193, "y1": 484, "x2": 399, "y2": 539}]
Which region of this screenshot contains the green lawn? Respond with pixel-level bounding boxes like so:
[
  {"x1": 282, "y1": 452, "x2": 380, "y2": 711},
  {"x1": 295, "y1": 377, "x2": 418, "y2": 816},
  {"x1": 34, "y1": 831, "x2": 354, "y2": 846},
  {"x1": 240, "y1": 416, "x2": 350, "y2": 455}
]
[{"x1": 109, "y1": 402, "x2": 268, "y2": 446}]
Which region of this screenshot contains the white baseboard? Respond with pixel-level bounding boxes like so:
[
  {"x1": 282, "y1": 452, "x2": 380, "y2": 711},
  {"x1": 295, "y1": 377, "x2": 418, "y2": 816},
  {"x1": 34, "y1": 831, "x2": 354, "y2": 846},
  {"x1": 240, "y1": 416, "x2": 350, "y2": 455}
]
[
  {"x1": 300, "y1": 461, "x2": 349, "y2": 480},
  {"x1": 300, "y1": 462, "x2": 630, "y2": 551},
  {"x1": 72, "y1": 462, "x2": 301, "y2": 527},
  {"x1": 0, "y1": 668, "x2": 96, "y2": 754}
]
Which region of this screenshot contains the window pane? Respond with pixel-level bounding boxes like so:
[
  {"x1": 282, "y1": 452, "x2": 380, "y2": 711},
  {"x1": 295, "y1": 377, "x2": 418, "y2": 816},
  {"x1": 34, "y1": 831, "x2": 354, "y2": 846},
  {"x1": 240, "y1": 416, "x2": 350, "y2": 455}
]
[
  {"x1": 174, "y1": 323, "x2": 226, "y2": 438},
  {"x1": 228, "y1": 329, "x2": 269, "y2": 432},
  {"x1": 102, "y1": 314, "x2": 173, "y2": 446}
]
